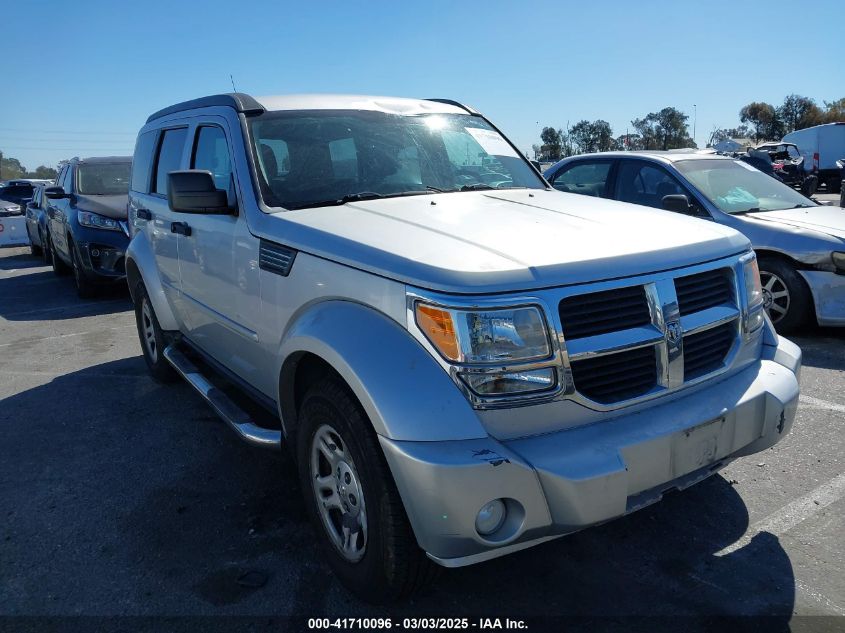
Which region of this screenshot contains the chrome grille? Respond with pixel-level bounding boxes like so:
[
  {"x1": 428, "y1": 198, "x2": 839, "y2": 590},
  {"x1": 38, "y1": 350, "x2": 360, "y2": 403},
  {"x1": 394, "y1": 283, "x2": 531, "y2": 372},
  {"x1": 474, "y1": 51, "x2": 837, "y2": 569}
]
[
  {"x1": 559, "y1": 285, "x2": 651, "y2": 339},
  {"x1": 570, "y1": 345, "x2": 658, "y2": 404},
  {"x1": 683, "y1": 322, "x2": 736, "y2": 380},
  {"x1": 675, "y1": 268, "x2": 733, "y2": 316}
]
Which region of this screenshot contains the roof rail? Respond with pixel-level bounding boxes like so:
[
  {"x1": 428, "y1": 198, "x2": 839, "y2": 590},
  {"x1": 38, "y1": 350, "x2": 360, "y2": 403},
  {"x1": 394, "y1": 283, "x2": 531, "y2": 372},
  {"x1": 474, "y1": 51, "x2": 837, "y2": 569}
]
[
  {"x1": 146, "y1": 93, "x2": 265, "y2": 123},
  {"x1": 425, "y1": 98, "x2": 478, "y2": 115}
]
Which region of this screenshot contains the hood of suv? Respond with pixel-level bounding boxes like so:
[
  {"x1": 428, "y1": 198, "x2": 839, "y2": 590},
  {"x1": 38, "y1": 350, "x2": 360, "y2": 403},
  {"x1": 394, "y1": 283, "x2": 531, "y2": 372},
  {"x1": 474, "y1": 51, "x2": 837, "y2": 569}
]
[
  {"x1": 74, "y1": 194, "x2": 129, "y2": 220},
  {"x1": 742, "y1": 206, "x2": 845, "y2": 241},
  {"x1": 269, "y1": 189, "x2": 749, "y2": 293}
]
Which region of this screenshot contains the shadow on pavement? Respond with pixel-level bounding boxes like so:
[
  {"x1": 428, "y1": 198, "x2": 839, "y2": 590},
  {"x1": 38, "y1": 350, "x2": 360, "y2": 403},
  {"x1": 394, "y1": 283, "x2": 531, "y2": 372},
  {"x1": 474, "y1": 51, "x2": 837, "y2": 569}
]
[{"x1": 0, "y1": 357, "x2": 796, "y2": 628}]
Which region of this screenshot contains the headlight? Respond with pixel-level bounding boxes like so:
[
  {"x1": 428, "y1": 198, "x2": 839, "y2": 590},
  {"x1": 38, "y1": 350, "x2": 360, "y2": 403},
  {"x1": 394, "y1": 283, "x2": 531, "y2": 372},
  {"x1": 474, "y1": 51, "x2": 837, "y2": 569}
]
[
  {"x1": 78, "y1": 210, "x2": 121, "y2": 231},
  {"x1": 742, "y1": 254, "x2": 765, "y2": 333},
  {"x1": 833, "y1": 252, "x2": 845, "y2": 274},
  {"x1": 414, "y1": 302, "x2": 555, "y2": 397},
  {"x1": 415, "y1": 303, "x2": 551, "y2": 363}
]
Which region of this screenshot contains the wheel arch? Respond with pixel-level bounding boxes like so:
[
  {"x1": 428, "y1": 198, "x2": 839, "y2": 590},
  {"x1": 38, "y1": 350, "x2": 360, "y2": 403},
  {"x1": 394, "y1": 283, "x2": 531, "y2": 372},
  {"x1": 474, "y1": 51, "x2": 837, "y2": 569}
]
[
  {"x1": 755, "y1": 248, "x2": 817, "y2": 324},
  {"x1": 276, "y1": 300, "x2": 487, "y2": 445},
  {"x1": 125, "y1": 232, "x2": 179, "y2": 331}
]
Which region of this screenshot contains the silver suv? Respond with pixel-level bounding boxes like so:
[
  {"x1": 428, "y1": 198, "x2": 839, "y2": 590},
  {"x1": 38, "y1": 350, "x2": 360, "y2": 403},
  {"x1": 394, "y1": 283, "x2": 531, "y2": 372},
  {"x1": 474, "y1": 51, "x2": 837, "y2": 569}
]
[{"x1": 126, "y1": 93, "x2": 801, "y2": 602}]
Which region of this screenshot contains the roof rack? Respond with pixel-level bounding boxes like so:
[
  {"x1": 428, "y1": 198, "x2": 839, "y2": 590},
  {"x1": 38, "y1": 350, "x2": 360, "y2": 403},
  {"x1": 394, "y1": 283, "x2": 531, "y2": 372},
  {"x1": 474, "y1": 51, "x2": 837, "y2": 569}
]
[
  {"x1": 424, "y1": 98, "x2": 478, "y2": 115},
  {"x1": 146, "y1": 93, "x2": 265, "y2": 123}
]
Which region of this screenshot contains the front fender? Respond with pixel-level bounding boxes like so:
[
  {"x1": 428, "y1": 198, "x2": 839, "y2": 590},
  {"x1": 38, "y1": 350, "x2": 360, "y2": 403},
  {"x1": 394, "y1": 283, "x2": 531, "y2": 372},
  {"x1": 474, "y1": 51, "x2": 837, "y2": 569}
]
[
  {"x1": 125, "y1": 232, "x2": 179, "y2": 331},
  {"x1": 277, "y1": 300, "x2": 487, "y2": 442}
]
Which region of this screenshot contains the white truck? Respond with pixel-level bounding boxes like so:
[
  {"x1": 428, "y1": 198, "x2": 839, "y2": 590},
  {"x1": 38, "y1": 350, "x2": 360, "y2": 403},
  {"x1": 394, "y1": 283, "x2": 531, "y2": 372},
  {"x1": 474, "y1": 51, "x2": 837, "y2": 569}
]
[{"x1": 783, "y1": 122, "x2": 845, "y2": 193}]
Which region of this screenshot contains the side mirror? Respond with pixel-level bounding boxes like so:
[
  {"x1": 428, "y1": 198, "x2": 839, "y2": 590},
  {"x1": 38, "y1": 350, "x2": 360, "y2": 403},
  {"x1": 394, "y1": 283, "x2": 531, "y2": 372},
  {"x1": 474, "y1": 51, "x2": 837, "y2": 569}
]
[
  {"x1": 44, "y1": 186, "x2": 69, "y2": 199},
  {"x1": 167, "y1": 170, "x2": 230, "y2": 214},
  {"x1": 662, "y1": 194, "x2": 692, "y2": 214}
]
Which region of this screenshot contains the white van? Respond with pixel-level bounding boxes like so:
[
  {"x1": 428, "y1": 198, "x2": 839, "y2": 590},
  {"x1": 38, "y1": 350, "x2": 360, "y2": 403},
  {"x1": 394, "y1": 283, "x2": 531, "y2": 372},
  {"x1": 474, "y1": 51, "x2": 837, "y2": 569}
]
[{"x1": 783, "y1": 122, "x2": 845, "y2": 193}]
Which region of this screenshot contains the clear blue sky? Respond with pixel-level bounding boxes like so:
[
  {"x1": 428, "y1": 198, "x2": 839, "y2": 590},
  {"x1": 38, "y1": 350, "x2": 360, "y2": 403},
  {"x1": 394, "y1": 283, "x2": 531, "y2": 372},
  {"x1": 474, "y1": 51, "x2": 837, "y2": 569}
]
[{"x1": 2, "y1": 0, "x2": 842, "y2": 171}]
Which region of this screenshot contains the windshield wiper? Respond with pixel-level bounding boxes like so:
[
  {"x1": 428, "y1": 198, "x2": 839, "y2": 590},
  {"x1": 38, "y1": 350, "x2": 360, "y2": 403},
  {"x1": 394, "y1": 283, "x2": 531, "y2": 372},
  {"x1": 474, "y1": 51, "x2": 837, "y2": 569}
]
[
  {"x1": 731, "y1": 207, "x2": 762, "y2": 215},
  {"x1": 459, "y1": 183, "x2": 496, "y2": 191},
  {"x1": 289, "y1": 190, "x2": 434, "y2": 210}
]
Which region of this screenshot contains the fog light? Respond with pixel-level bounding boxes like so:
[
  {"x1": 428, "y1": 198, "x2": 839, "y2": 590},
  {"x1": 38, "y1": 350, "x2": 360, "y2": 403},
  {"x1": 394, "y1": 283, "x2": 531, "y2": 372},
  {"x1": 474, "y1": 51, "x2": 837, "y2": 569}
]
[
  {"x1": 90, "y1": 248, "x2": 100, "y2": 257},
  {"x1": 475, "y1": 499, "x2": 506, "y2": 536}
]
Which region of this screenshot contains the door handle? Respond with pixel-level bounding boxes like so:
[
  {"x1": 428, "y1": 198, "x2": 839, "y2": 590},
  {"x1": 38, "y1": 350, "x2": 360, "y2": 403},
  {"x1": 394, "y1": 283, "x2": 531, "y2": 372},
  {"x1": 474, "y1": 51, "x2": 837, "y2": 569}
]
[
  {"x1": 136, "y1": 208, "x2": 152, "y2": 220},
  {"x1": 171, "y1": 221, "x2": 191, "y2": 236}
]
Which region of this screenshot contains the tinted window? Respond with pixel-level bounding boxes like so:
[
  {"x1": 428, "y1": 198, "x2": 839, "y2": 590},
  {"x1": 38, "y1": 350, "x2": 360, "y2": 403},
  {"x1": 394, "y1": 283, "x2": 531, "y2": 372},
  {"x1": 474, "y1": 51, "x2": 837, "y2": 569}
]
[
  {"x1": 615, "y1": 161, "x2": 685, "y2": 209},
  {"x1": 153, "y1": 128, "x2": 188, "y2": 195},
  {"x1": 192, "y1": 126, "x2": 232, "y2": 190},
  {"x1": 61, "y1": 167, "x2": 74, "y2": 192},
  {"x1": 550, "y1": 162, "x2": 611, "y2": 197},
  {"x1": 131, "y1": 131, "x2": 157, "y2": 193}
]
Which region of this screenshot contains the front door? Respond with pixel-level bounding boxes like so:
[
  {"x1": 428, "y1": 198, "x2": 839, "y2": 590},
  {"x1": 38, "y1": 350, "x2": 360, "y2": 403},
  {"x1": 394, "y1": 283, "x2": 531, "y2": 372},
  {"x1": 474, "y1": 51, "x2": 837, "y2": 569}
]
[{"x1": 175, "y1": 119, "x2": 261, "y2": 380}]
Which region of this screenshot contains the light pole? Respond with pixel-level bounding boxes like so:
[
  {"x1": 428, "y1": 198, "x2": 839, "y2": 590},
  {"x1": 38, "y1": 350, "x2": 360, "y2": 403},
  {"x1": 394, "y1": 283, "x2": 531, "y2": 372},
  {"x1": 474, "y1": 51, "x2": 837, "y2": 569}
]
[{"x1": 693, "y1": 104, "x2": 697, "y2": 147}]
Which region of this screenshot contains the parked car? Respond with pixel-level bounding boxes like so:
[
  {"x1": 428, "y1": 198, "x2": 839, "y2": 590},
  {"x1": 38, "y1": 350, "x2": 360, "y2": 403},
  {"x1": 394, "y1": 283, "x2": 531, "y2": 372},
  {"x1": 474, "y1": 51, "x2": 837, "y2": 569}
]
[
  {"x1": 24, "y1": 184, "x2": 51, "y2": 259},
  {"x1": 544, "y1": 152, "x2": 845, "y2": 331},
  {"x1": 44, "y1": 156, "x2": 132, "y2": 297},
  {"x1": 755, "y1": 142, "x2": 807, "y2": 188},
  {"x1": 125, "y1": 93, "x2": 801, "y2": 602},
  {"x1": 0, "y1": 180, "x2": 35, "y2": 207},
  {"x1": 783, "y1": 122, "x2": 845, "y2": 193}
]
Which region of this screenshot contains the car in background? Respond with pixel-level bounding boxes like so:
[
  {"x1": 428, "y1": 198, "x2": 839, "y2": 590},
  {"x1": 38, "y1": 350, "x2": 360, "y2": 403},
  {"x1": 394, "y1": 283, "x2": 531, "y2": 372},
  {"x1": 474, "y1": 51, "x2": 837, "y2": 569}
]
[
  {"x1": 545, "y1": 152, "x2": 845, "y2": 331},
  {"x1": 783, "y1": 122, "x2": 845, "y2": 193},
  {"x1": 44, "y1": 156, "x2": 132, "y2": 297},
  {"x1": 755, "y1": 142, "x2": 806, "y2": 188},
  {"x1": 24, "y1": 185, "x2": 51, "y2": 260},
  {"x1": 0, "y1": 180, "x2": 35, "y2": 208}
]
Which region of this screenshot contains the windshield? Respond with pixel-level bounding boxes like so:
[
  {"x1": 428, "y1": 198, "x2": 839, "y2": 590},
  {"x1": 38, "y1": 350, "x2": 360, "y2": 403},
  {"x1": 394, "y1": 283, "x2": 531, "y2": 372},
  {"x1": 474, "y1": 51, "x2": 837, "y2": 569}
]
[
  {"x1": 674, "y1": 159, "x2": 815, "y2": 214},
  {"x1": 248, "y1": 110, "x2": 545, "y2": 210},
  {"x1": 77, "y1": 163, "x2": 131, "y2": 196}
]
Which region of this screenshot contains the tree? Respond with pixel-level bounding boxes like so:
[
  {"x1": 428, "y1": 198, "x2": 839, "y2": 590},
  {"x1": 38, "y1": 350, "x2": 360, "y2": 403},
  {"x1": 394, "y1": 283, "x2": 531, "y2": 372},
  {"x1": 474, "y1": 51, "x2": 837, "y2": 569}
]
[
  {"x1": 568, "y1": 120, "x2": 615, "y2": 154},
  {"x1": 540, "y1": 126, "x2": 562, "y2": 160},
  {"x1": 631, "y1": 107, "x2": 695, "y2": 150},
  {"x1": 28, "y1": 165, "x2": 58, "y2": 179},
  {"x1": 616, "y1": 133, "x2": 643, "y2": 150},
  {"x1": 777, "y1": 95, "x2": 823, "y2": 133},
  {"x1": 708, "y1": 125, "x2": 752, "y2": 147},
  {"x1": 0, "y1": 154, "x2": 26, "y2": 180},
  {"x1": 739, "y1": 102, "x2": 783, "y2": 141},
  {"x1": 823, "y1": 98, "x2": 845, "y2": 123}
]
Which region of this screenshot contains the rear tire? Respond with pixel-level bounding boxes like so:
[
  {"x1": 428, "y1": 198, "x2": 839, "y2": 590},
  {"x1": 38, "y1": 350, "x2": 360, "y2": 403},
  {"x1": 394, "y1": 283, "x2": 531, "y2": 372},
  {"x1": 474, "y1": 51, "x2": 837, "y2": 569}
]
[
  {"x1": 296, "y1": 378, "x2": 438, "y2": 603},
  {"x1": 134, "y1": 283, "x2": 177, "y2": 382},
  {"x1": 40, "y1": 230, "x2": 52, "y2": 265},
  {"x1": 29, "y1": 232, "x2": 42, "y2": 257},
  {"x1": 758, "y1": 257, "x2": 812, "y2": 333},
  {"x1": 828, "y1": 177, "x2": 842, "y2": 194}
]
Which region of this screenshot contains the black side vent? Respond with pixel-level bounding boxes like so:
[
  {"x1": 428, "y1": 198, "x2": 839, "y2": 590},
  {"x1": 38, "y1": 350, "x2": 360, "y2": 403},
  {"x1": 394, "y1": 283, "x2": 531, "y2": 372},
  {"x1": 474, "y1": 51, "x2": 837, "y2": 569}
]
[
  {"x1": 559, "y1": 285, "x2": 651, "y2": 339},
  {"x1": 259, "y1": 240, "x2": 296, "y2": 277},
  {"x1": 675, "y1": 268, "x2": 733, "y2": 316}
]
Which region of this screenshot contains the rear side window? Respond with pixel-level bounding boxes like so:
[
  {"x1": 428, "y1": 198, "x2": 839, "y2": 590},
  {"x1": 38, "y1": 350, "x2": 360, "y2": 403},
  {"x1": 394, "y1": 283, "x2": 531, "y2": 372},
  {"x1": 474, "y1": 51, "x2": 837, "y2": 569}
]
[
  {"x1": 131, "y1": 131, "x2": 157, "y2": 193},
  {"x1": 61, "y1": 166, "x2": 74, "y2": 192},
  {"x1": 192, "y1": 126, "x2": 232, "y2": 190},
  {"x1": 153, "y1": 128, "x2": 188, "y2": 195},
  {"x1": 550, "y1": 162, "x2": 611, "y2": 197}
]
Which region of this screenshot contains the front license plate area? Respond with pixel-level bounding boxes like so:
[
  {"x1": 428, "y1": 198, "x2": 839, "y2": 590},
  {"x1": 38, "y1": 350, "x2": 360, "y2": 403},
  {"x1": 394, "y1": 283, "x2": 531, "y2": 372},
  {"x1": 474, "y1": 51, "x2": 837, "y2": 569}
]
[{"x1": 673, "y1": 416, "x2": 730, "y2": 475}]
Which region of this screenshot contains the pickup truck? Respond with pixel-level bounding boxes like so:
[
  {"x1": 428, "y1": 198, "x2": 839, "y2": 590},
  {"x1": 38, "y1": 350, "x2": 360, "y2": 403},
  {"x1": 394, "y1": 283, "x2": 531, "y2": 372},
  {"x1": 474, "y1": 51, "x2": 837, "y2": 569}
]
[{"x1": 125, "y1": 93, "x2": 801, "y2": 603}]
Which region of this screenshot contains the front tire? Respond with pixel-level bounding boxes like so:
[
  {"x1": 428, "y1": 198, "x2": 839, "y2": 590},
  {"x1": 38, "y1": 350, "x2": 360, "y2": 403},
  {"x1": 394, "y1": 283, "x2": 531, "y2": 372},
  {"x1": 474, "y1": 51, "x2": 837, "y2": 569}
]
[
  {"x1": 296, "y1": 378, "x2": 438, "y2": 603},
  {"x1": 758, "y1": 257, "x2": 811, "y2": 333},
  {"x1": 70, "y1": 242, "x2": 97, "y2": 299},
  {"x1": 134, "y1": 283, "x2": 177, "y2": 382},
  {"x1": 48, "y1": 233, "x2": 70, "y2": 276}
]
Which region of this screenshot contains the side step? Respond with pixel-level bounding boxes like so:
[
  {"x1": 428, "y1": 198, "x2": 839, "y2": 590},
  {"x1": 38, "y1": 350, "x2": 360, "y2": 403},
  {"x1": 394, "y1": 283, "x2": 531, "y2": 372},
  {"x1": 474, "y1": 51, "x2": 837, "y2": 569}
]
[{"x1": 163, "y1": 344, "x2": 282, "y2": 448}]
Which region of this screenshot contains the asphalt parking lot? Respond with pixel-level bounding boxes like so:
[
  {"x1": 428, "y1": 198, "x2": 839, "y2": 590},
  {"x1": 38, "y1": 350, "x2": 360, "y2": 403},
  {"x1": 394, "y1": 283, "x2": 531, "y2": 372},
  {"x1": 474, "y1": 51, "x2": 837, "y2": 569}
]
[{"x1": 1, "y1": 245, "x2": 844, "y2": 631}]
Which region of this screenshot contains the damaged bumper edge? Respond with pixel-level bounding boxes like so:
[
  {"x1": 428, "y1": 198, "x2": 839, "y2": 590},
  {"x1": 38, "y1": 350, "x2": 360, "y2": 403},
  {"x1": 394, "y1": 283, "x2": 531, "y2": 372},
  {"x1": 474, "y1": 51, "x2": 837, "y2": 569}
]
[
  {"x1": 379, "y1": 336, "x2": 801, "y2": 568},
  {"x1": 799, "y1": 270, "x2": 845, "y2": 327}
]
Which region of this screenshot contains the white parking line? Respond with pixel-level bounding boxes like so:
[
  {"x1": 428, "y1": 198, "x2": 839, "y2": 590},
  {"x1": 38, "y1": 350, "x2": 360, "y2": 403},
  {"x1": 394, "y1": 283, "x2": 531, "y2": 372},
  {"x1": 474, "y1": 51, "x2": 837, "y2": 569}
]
[
  {"x1": 715, "y1": 471, "x2": 845, "y2": 557},
  {"x1": 799, "y1": 395, "x2": 845, "y2": 414}
]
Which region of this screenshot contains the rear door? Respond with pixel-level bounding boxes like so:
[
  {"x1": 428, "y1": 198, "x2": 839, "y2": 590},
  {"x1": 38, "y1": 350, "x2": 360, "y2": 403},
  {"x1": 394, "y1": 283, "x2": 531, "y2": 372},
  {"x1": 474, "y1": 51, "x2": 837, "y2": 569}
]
[{"x1": 133, "y1": 127, "x2": 189, "y2": 316}]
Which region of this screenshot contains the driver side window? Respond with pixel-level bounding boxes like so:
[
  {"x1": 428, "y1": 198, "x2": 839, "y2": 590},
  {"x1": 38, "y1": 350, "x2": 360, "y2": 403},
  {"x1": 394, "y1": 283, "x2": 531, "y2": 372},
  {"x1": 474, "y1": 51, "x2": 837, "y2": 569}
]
[{"x1": 615, "y1": 160, "x2": 706, "y2": 217}]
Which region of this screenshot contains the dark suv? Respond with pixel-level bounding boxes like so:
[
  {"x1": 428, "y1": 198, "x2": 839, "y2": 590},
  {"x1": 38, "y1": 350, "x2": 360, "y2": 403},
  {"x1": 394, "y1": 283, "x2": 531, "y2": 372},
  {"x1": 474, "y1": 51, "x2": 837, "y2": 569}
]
[{"x1": 44, "y1": 156, "x2": 132, "y2": 297}]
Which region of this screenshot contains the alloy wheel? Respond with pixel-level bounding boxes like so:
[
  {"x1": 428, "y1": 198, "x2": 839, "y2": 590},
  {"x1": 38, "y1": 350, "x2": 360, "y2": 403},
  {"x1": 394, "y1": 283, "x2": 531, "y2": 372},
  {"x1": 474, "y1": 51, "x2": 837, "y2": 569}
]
[
  {"x1": 310, "y1": 423, "x2": 368, "y2": 562},
  {"x1": 760, "y1": 270, "x2": 790, "y2": 325},
  {"x1": 141, "y1": 299, "x2": 158, "y2": 363}
]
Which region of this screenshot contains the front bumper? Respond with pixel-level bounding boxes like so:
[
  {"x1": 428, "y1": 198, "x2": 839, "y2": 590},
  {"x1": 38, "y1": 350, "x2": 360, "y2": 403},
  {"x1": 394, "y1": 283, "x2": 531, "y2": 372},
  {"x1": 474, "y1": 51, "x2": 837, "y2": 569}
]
[
  {"x1": 74, "y1": 226, "x2": 129, "y2": 281},
  {"x1": 380, "y1": 336, "x2": 801, "y2": 567},
  {"x1": 799, "y1": 270, "x2": 845, "y2": 327}
]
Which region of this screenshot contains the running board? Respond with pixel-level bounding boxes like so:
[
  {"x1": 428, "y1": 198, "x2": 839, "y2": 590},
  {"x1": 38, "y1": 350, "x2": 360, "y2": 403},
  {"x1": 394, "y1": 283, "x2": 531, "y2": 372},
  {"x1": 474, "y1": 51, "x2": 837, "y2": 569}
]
[{"x1": 163, "y1": 344, "x2": 282, "y2": 448}]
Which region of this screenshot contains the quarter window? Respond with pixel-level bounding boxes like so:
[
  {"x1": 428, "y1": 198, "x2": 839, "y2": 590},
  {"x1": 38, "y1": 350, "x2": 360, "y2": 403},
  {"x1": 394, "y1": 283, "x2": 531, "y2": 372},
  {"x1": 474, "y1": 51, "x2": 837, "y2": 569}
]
[
  {"x1": 549, "y1": 162, "x2": 612, "y2": 197},
  {"x1": 153, "y1": 127, "x2": 188, "y2": 196},
  {"x1": 192, "y1": 126, "x2": 232, "y2": 191}
]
